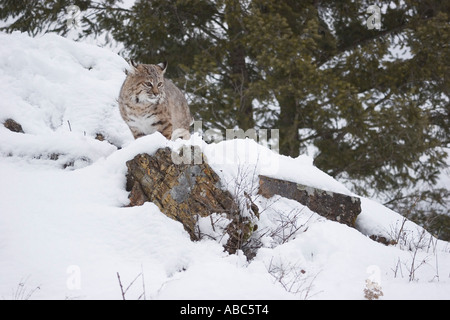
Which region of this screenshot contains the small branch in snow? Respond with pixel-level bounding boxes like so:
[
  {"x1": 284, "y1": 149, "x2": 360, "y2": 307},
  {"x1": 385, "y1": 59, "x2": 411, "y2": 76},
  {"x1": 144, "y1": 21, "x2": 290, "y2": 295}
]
[
  {"x1": 116, "y1": 270, "x2": 146, "y2": 300},
  {"x1": 116, "y1": 272, "x2": 126, "y2": 300}
]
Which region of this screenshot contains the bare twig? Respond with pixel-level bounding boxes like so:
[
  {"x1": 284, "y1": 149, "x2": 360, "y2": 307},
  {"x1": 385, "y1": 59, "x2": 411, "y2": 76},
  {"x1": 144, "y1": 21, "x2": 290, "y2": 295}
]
[
  {"x1": 11, "y1": 276, "x2": 40, "y2": 300},
  {"x1": 117, "y1": 271, "x2": 145, "y2": 300},
  {"x1": 266, "y1": 257, "x2": 318, "y2": 299},
  {"x1": 140, "y1": 264, "x2": 146, "y2": 301},
  {"x1": 116, "y1": 272, "x2": 126, "y2": 300}
]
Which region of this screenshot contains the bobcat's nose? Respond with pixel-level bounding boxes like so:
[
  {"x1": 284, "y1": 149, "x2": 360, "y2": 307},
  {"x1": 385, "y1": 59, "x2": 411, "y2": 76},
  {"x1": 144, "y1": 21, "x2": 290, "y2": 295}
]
[{"x1": 152, "y1": 88, "x2": 159, "y2": 96}]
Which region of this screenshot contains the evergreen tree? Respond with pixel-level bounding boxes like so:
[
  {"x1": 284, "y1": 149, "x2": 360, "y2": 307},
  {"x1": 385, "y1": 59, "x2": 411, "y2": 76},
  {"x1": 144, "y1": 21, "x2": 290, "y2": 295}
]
[{"x1": 0, "y1": 0, "x2": 123, "y2": 37}]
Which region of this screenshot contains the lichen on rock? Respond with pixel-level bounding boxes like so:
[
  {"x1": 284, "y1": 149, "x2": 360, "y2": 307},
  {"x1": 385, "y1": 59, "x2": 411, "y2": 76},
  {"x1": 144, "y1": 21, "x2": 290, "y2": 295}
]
[
  {"x1": 125, "y1": 146, "x2": 256, "y2": 256},
  {"x1": 258, "y1": 175, "x2": 361, "y2": 228}
]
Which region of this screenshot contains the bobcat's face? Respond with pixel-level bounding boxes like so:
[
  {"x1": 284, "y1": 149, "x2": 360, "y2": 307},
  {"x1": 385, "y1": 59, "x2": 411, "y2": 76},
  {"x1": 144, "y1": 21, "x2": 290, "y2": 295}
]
[{"x1": 128, "y1": 62, "x2": 167, "y2": 104}]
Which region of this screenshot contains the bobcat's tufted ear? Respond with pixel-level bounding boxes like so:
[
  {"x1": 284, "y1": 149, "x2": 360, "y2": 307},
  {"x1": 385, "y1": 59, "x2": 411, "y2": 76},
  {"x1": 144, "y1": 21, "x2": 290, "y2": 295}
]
[
  {"x1": 125, "y1": 59, "x2": 138, "y2": 75},
  {"x1": 157, "y1": 61, "x2": 168, "y2": 74}
]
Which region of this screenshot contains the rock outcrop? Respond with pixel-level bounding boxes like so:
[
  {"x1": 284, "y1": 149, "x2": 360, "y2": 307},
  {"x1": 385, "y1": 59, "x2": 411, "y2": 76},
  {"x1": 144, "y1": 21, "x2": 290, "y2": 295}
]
[
  {"x1": 125, "y1": 147, "x2": 364, "y2": 258},
  {"x1": 258, "y1": 175, "x2": 361, "y2": 228},
  {"x1": 125, "y1": 146, "x2": 255, "y2": 255},
  {"x1": 3, "y1": 118, "x2": 24, "y2": 133}
]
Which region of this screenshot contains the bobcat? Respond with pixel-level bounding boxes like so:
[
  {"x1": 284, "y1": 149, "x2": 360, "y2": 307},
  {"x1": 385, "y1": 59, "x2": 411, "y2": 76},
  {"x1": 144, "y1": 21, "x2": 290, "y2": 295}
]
[{"x1": 118, "y1": 61, "x2": 193, "y2": 140}]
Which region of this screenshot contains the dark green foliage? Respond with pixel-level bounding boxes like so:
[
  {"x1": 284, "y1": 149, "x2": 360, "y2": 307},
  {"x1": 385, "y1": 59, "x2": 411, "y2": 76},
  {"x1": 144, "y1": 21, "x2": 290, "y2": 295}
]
[
  {"x1": 0, "y1": 0, "x2": 448, "y2": 238},
  {"x1": 0, "y1": 0, "x2": 105, "y2": 36}
]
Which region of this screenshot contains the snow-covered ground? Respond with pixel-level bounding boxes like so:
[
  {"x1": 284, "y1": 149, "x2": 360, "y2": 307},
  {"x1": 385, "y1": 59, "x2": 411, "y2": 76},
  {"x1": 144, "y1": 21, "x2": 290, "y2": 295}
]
[{"x1": 0, "y1": 32, "x2": 449, "y2": 300}]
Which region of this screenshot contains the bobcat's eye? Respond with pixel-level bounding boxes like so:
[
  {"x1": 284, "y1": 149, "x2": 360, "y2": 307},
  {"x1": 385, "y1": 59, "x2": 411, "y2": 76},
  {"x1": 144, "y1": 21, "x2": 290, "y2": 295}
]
[
  {"x1": 157, "y1": 82, "x2": 163, "y2": 88},
  {"x1": 145, "y1": 81, "x2": 153, "y2": 88}
]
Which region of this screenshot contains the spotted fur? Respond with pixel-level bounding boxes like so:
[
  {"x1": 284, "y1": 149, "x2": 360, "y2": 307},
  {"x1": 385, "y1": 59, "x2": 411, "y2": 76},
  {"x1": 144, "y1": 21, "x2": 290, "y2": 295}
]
[{"x1": 118, "y1": 61, "x2": 193, "y2": 140}]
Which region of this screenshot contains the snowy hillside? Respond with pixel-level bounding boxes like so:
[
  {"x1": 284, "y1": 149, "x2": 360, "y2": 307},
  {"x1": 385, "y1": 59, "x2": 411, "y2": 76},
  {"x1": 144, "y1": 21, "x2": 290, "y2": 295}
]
[{"x1": 0, "y1": 32, "x2": 449, "y2": 300}]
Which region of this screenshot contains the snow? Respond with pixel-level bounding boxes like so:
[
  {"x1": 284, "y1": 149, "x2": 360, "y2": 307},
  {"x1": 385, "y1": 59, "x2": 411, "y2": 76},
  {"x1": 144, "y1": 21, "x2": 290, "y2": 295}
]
[{"x1": 0, "y1": 32, "x2": 449, "y2": 300}]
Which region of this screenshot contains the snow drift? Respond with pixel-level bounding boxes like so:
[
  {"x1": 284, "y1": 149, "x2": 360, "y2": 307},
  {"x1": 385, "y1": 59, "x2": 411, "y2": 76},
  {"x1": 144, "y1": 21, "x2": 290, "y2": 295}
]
[{"x1": 0, "y1": 32, "x2": 449, "y2": 300}]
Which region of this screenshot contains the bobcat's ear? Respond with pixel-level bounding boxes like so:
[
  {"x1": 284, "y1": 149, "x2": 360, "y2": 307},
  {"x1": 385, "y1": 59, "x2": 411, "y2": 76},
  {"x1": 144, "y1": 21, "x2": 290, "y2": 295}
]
[
  {"x1": 130, "y1": 59, "x2": 138, "y2": 68},
  {"x1": 157, "y1": 61, "x2": 168, "y2": 74},
  {"x1": 125, "y1": 59, "x2": 138, "y2": 75}
]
